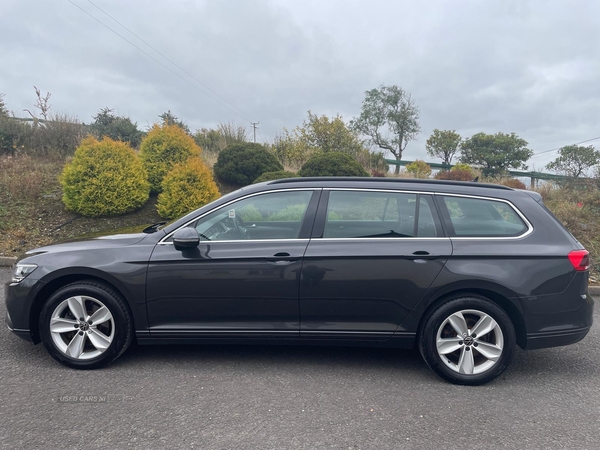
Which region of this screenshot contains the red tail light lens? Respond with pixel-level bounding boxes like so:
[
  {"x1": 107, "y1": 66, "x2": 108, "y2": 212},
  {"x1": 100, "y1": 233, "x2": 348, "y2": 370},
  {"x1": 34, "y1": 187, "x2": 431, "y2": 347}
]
[{"x1": 568, "y1": 250, "x2": 589, "y2": 271}]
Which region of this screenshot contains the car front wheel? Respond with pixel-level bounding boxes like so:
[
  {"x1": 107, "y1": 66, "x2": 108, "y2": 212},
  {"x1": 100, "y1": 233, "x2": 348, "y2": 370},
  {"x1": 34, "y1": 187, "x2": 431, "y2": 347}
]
[
  {"x1": 419, "y1": 296, "x2": 516, "y2": 385},
  {"x1": 39, "y1": 281, "x2": 133, "y2": 369}
]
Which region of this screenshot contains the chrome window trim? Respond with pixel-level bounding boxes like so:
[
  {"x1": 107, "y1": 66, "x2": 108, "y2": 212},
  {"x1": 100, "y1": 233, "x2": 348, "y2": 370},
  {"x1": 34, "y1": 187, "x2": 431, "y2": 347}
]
[
  {"x1": 315, "y1": 237, "x2": 451, "y2": 242},
  {"x1": 159, "y1": 188, "x2": 320, "y2": 244},
  {"x1": 159, "y1": 238, "x2": 310, "y2": 246},
  {"x1": 434, "y1": 192, "x2": 533, "y2": 240},
  {"x1": 323, "y1": 187, "x2": 430, "y2": 195},
  {"x1": 315, "y1": 188, "x2": 532, "y2": 241}
]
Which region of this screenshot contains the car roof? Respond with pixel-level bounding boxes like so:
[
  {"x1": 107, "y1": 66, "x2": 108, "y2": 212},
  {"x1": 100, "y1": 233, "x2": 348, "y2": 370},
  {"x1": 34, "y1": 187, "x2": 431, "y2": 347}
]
[{"x1": 246, "y1": 177, "x2": 524, "y2": 199}]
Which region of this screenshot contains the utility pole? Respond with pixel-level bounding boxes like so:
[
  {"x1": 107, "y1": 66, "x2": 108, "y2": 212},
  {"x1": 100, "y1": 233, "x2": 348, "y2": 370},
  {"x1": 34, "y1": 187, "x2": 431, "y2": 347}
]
[{"x1": 251, "y1": 122, "x2": 259, "y2": 143}]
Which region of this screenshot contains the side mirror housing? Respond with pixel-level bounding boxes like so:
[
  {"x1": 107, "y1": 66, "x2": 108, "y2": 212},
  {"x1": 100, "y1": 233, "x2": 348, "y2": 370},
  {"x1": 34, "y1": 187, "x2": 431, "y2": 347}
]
[{"x1": 173, "y1": 228, "x2": 200, "y2": 250}]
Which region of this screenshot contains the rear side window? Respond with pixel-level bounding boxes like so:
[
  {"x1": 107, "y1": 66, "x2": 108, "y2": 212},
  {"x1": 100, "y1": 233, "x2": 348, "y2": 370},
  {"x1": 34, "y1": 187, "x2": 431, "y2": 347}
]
[
  {"x1": 441, "y1": 196, "x2": 528, "y2": 237},
  {"x1": 323, "y1": 190, "x2": 439, "y2": 238}
]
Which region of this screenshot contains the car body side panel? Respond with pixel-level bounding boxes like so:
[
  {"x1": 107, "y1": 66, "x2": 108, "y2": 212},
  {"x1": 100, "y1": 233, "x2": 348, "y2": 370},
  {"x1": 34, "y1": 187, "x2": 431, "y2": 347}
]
[
  {"x1": 5, "y1": 240, "x2": 156, "y2": 340},
  {"x1": 300, "y1": 238, "x2": 452, "y2": 338}
]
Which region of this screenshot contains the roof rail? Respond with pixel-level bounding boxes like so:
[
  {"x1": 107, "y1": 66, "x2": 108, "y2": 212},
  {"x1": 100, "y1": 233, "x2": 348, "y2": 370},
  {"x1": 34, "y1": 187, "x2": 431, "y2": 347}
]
[{"x1": 268, "y1": 177, "x2": 513, "y2": 190}]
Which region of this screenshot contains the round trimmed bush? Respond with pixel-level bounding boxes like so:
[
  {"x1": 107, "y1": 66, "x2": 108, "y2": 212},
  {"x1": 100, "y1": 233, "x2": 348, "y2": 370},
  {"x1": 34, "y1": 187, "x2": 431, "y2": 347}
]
[
  {"x1": 254, "y1": 170, "x2": 297, "y2": 183},
  {"x1": 298, "y1": 152, "x2": 369, "y2": 177},
  {"x1": 157, "y1": 158, "x2": 220, "y2": 219},
  {"x1": 60, "y1": 136, "x2": 150, "y2": 216},
  {"x1": 140, "y1": 124, "x2": 201, "y2": 193},
  {"x1": 213, "y1": 143, "x2": 283, "y2": 187}
]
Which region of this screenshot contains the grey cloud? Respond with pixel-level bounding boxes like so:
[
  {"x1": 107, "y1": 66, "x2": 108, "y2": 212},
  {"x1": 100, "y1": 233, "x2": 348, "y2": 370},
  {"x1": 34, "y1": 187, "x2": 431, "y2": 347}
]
[{"x1": 1, "y1": 0, "x2": 599, "y2": 168}]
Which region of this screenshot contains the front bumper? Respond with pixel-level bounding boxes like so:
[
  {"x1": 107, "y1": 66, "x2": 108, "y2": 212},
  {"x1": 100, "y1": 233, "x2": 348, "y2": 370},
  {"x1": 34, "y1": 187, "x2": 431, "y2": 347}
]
[{"x1": 4, "y1": 277, "x2": 42, "y2": 343}]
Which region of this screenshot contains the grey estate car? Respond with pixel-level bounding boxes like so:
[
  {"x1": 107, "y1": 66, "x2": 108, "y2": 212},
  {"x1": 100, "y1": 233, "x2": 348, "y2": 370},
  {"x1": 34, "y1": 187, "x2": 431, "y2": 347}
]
[{"x1": 5, "y1": 177, "x2": 593, "y2": 385}]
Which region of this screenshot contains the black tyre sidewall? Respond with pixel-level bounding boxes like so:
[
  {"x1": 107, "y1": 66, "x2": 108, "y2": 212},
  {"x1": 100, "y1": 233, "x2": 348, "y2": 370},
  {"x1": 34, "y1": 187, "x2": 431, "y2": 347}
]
[
  {"x1": 39, "y1": 282, "x2": 132, "y2": 370},
  {"x1": 419, "y1": 296, "x2": 516, "y2": 386}
]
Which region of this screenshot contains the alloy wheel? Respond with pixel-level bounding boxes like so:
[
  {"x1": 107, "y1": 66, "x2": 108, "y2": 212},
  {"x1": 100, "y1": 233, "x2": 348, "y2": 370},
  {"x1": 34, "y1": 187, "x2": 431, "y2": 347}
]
[
  {"x1": 49, "y1": 295, "x2": 115, "y2": 360},
  {"x1": 435, "y1": 309, "x2": 504, "y2": 375}
]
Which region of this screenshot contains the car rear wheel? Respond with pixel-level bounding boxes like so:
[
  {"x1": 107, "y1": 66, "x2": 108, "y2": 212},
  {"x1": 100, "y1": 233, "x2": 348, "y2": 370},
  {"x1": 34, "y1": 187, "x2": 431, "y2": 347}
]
[
  {"x1": 419, "y1": 296, "x2": 516, "y2": 385},
  {"x1": 39, "y1": 281, "x2": 133, "y2": 369}
]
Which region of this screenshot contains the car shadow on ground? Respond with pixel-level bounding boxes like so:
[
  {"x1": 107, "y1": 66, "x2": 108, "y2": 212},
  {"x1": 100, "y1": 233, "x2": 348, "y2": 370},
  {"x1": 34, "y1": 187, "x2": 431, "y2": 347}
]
[{"x1": 2, "y1": 327, "x2": 596, "y2": 385}]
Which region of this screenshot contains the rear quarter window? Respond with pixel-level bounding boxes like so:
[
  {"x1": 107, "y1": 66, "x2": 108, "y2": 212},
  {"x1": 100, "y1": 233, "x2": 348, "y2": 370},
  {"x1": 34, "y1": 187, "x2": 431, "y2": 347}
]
[{"x1": 441, "y1": 196, "x2": 529, "y2": 237}]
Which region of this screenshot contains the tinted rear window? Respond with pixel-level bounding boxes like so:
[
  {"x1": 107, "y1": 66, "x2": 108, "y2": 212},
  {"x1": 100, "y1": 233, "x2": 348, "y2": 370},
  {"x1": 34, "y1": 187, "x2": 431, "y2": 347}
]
[
  {"x1": 441, "y1": 196, "x2": 528, "y2": 237},
  {"x1": 323, "y1": 191, "x2": 439, "y2": 238}
]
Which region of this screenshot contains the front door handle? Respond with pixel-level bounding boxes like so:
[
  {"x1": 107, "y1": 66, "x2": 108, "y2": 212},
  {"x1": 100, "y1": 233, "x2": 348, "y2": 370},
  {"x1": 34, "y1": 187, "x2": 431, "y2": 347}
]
[
  {"x1": 412, "y1": 251, "x2": 430, "y2": 256},
  {"x1": 267, "y1": 252, "x2": 298, "y2": 265}
]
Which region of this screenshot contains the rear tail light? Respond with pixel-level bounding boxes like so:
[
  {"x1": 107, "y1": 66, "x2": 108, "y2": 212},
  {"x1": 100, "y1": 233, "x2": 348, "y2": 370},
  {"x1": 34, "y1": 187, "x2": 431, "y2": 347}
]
[{"x1": 568, "y1": 250, "x2": 589, "y2": 271}]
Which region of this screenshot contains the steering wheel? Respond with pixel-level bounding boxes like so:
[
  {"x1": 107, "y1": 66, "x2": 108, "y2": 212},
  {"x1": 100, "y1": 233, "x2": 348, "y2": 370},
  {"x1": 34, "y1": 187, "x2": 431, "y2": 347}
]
[{"x1": 232, "y1": 214, "x2": 250, "y2": 240}]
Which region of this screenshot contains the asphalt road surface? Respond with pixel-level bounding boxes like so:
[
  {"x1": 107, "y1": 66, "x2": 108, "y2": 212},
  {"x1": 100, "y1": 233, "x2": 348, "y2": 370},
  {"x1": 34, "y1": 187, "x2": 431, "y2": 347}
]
[{"x1": 1, "y1": 267, "x2": 599, "y2": 450}]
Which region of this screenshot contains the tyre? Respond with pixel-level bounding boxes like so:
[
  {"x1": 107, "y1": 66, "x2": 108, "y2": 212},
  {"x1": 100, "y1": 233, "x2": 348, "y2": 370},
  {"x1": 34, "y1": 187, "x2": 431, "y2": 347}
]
[
  {"x1": 39, "y1": 281, "x2": 133, "y2": 369},
  {"x1": 418, "y1": 296, "x2": 516, "y2": 385}
]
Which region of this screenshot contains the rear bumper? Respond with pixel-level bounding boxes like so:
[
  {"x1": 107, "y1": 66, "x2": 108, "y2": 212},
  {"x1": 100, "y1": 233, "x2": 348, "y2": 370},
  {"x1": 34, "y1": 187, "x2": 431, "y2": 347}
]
[{"x1": 524, "y1": 326, "x2": 591, "y2": 350}]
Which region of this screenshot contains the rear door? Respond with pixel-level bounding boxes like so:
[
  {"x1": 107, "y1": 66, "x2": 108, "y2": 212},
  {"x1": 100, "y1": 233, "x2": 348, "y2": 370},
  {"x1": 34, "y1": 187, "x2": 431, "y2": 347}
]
[{"x1": 299, "y1": 189, "x2": 452, "y2": 340}]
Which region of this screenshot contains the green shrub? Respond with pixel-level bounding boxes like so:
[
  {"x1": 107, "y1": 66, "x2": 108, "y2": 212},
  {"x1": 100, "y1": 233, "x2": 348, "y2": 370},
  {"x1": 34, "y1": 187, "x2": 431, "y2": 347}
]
[
  {"x1": 60, "y1": 136, "x2": 149, "y2": 216},
  {"x1": 405, "y1": 160, "x2": 432, "y2": 178},
  {"x1": 156, "y1": 158, "x2": 220, "y2": 219},
  {"x1": 213, "y1": 143, "x2": 283, "y2": 187},
  {"x1": 451, "y1": 163, "x2": 473, "y2": 173},
  {"x1": 140, "y1": 124, "x2": 201, "y2": 193},
  {"x1": 501, "y1": 178, "x2": 527, "y2": 189},
  {"x1": 298, "y1": 152, "x2": 368, "y2": 177},
  {"x1": 254, "y1": 170, "x2": 297, "y2": 183},
  {"x1": 434, "y1": 169, "x2": 474, "y2": 181}
]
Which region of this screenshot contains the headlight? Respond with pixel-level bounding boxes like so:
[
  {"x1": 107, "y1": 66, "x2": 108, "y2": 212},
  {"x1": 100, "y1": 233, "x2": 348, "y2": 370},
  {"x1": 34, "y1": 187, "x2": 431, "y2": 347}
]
[{"x1": 11, "y1": 263, "x2": 38, "y2": 283}]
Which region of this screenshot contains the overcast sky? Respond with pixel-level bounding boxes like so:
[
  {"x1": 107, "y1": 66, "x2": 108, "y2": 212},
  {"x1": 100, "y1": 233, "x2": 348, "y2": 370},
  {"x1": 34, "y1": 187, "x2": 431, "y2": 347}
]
[{"x1": 2, "y1": 0, "x2": 599, "y2": 168}]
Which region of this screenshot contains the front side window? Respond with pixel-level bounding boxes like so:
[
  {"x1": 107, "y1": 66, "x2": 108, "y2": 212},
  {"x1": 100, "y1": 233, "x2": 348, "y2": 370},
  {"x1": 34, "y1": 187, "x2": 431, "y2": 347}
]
[
  {"x1": 323, "y1": 190, "x2": 438, "y2": 238},
  {"x1": 441, "y1": 196, "x2": 528, "y2": 237},
  {"x1": 185, "y1": 190, "x2": 314, "y2": 241}
]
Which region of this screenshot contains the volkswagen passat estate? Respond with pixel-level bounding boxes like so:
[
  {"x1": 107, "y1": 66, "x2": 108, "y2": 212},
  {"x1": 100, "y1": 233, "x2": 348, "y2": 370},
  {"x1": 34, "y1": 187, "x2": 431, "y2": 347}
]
[{"x1": 5, "y1": 178, "x2": 593, "y2": 385}]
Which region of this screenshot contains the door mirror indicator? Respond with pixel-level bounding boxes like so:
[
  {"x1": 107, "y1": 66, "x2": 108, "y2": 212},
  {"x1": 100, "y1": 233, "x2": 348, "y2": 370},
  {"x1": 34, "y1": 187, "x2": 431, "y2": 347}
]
[{"x1": 173, "y1": 228, "x2": 200, "y2": 250}]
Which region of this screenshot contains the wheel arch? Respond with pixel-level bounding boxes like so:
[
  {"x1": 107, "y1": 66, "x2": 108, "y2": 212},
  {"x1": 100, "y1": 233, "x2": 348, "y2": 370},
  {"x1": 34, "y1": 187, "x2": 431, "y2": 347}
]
[
  {"x1": 29, "y1": 270, "x2": 136, "y2": 344},
  {"x1": 417, "y1": 288, "x2": 527, "y2": 349}
]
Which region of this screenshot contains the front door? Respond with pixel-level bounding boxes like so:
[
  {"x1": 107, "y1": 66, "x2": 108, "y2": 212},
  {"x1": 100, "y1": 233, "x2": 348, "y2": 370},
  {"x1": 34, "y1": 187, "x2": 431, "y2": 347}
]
[{"x1": 147, "y1": 189, "x2": 320, "y2": 340}]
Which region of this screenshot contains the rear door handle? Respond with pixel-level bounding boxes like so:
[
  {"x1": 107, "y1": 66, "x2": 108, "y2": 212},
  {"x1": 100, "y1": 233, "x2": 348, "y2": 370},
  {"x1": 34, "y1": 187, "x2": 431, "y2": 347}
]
[{"x1": 412, "y1": 251, "x2": 430, "y2": 256}]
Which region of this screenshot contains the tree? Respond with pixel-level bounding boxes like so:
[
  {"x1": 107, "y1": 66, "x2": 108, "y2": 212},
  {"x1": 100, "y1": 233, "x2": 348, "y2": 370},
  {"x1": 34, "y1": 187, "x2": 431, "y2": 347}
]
[
  {"x1": 426, "y1": 129, "x2": 461, "y2": 165},
  {"x1": 159, "y1": 110, "x2": 190, "y2": 134},
  {"x1": 194, "y1": 122, "x2": 248, "y2": 155},
  {"x1": 272, "y1": 111, "x2": 367, "y2": 170},
  {"x1": 23, "y1": 86, "x2": 51, "y2": 123},
  {"x1": 0, "y1": 93, "x2": 8, "y2": 117},
  {"x1": 546, "y1": 145, "x2": 600, "y2": 178},
  {"x1": 351, "y1": 84, "x2": 421, "y2": 174},
  {"x1": 91, "y1": 108, "x2": 144, "y2": 148},
  {"x1": 298, "y1": 111, "x2": 365, "y2": 156},
  {"x1": 460, "y1": 132, "x2": 532, "y2": 175}
]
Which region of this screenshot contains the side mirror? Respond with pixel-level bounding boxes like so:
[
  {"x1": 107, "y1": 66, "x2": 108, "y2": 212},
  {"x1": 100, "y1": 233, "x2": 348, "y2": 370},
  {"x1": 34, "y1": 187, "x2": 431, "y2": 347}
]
[{"x1": 173, "y1": 228, "x2": 200, "y2": 250}]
